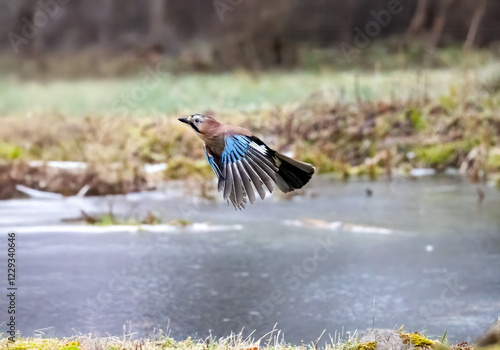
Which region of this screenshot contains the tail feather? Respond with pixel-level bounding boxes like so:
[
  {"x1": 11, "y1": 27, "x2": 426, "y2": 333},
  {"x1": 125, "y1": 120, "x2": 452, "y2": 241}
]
[{"x1": 275, "y1": 152, "x2": 315, "y2": 193}]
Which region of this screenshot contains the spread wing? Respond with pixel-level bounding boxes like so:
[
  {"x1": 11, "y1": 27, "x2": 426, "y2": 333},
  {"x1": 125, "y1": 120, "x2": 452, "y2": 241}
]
[
  {"x1": 205, "y1": 135, "x2": 279, "y2": 210},
  {"x1": 204, "y1": 144, "x2": 223, "y2": 179}
]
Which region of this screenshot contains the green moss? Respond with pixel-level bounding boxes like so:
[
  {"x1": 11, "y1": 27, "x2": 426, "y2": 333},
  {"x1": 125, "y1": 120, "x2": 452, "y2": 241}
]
[
  {"x1": 95, "y1": 213, "x2": 119, "y2": 226},
  {"x1": 93, "y1": 213, "x2": 161, "y2": 226},
  {"x1": 0, "y1": 143, "x2": 24, "y2": 160},
  {"x1": 400, "y1": 332, "x2": 435, "y2": 348},
  {"x1": 415, "y1": 144, "x2": 457, "y2": 167},
  {"x1": 5, "y1": 338, "x2": 80, "y2": 350},
  {"x1": 439, "y1": 89, "x2": 459, "y2": 113},
  {"x1": 356, "y1": 341, "x2": 377, "y2": 350},
  {"x1": 60, "y1": 341, "x2": 81, "y2": 350},
  {"x1": 488, "y1": 152, "x2": 500, "y2": 170},
  {"x1": 408, "y1": 108, "x2": 427, "y2": 131}
]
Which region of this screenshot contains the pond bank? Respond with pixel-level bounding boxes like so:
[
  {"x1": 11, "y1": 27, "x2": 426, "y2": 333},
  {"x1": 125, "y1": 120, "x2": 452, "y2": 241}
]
[{"x1": 1, "y1": 95, "x2": 500, "y2": 200}]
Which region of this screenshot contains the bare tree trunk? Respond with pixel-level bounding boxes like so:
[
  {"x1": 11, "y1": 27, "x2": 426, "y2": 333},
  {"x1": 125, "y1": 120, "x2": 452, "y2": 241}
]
[
  {"x1": 338, "y1": 0, "x2": 356, "y2": 43},
  {"x1": 148, "y1": 0, "x2": 166, "y2": 43},
  {"x1": 428, "y1": 0, "x2": 454, "y2": 48},
  {"x1": 11, "y1": 0, "x2": 40, "y2": 56},
  {"x1": 463, "y1": 0, "x2": 488, "y2": 51},
  {"x1": 408, "y1": 0, "x2": 429, "y2": 35},
  {"x1": 97, "y1": 0, "x2": 114, "y2": 48}
]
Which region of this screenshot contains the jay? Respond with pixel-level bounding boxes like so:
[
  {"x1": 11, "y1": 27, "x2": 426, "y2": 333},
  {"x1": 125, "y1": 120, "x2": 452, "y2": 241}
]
[{"x1": 179, "y1": 114, "x2": 315, "y2": 209}]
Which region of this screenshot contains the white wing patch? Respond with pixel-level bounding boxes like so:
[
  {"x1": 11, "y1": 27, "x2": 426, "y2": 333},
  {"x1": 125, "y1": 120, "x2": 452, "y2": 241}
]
[{"x1": 249, "y1": 141, "x2": 268, "y2": 155}]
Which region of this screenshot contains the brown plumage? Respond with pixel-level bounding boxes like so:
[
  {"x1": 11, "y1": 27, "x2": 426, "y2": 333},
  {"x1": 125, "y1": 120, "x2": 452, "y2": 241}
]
[{"x1": 179, "y1": 114, "x2": 315, "y2": 209}]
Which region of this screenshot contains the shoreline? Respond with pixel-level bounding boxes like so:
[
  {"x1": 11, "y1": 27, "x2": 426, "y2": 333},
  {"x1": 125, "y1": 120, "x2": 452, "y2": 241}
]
[
  {"x1": 0, "y1": 328, "x2": 495, "y2": 350},
  {"x1": 1, "y1": 99, "x2": 499, "y2": 200}
]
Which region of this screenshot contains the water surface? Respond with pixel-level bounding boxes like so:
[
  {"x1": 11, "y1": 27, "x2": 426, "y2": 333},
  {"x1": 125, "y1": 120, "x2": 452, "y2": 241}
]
[{"x1": 1, "y1": 176, "x2": 499, "y2": 344}]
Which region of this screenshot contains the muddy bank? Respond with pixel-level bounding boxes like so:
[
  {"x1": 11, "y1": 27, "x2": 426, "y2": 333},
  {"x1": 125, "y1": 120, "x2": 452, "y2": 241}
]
[{"x1": 0, "y1": 161, "x2": 150, "y2": 200}]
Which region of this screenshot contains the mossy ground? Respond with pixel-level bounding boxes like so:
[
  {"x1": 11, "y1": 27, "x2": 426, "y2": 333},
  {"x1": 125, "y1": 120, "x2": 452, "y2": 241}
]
[
  {"x1": 356, "y1": 341, "x2": 378, "y2": 350},
  {"x1": 0, "y1": 338, "x2": 80, "y2": 350},
  {"x1": 0, "y1": 330, "x2": 489, "y2": 350},
  {"x1": 400, "y1": 331, "x2": 435, "y2": 348}
]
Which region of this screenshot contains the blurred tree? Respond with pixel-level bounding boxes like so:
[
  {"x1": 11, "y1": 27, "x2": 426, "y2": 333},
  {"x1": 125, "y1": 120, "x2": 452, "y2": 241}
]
[
  {"x1": 214, "y1": 0, "x2": 295, "y2": 69},
  {"x1": 463, "y1": 0, "x2": 488, "y2": 50},
  {"x1": 428, "y1": 0, "x2": 455, "y2": 48},
  {"x1": 0, "y1": 0, "x2": 499, "y2": 67},
  {"x1": 97, "y1": 0, "x2": 114, "y2": 48},
  {"x1": 338, "y1": 0, "x2": 357, "y2": 44},
  {"x1": 407, "y1": 0, "x2": 429, "y2": 35},
  {"x1": 10, "y1": 0, "x2": 43, "y2": 55},
  {"x1": 149, "y1": 0, "x2": 167, "y2": 43},
  {"x1": 407, "y1": 0, "x2": 489, "y2": 50}
]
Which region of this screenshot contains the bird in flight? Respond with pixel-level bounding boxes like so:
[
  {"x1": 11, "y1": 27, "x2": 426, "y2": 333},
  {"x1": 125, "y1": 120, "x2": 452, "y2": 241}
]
[{"x1": 179, "y1": 114, "x2": 315, "y2": 209}]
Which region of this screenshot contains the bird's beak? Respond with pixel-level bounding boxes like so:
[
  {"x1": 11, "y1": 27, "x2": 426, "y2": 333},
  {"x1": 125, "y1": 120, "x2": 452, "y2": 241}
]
[{"x1": 178, "y1": 117, "x2": 189, "y2": 124}]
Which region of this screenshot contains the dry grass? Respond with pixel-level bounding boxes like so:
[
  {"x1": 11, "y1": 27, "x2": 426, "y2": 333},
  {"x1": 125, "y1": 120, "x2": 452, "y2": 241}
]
[
  {"x1": 0, "y1": 114, "x2": 211, "y2": 199},
  {"x1": 1, "y1": 59, "x2": 500, "y2": 199},
  {"x1": 0, "y1": 328, "x2": 489, "y2": 350},
  {"x1": 0, "y1": 329, "x2": 343, "y2": 350},
  {"x1": 1, "y1": 90, "x2": 500, "y2": 199}
]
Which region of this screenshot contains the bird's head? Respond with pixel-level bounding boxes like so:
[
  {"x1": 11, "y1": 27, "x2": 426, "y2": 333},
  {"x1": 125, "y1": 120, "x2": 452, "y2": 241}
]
[{"x1": 178, "y1": 114, "x2": 217, "y2": 135}]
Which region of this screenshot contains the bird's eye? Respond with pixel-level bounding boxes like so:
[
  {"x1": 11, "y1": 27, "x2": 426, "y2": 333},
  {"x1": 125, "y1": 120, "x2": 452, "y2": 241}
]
[{"x1": 194, "y1": 118, "x2": 201, "y2": 123}]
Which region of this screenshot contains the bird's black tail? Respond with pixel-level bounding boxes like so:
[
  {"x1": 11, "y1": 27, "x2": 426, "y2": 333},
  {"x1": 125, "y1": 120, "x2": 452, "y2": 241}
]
[{"x1": 274, "y1": 152, "x2": 315, "y2": 193}]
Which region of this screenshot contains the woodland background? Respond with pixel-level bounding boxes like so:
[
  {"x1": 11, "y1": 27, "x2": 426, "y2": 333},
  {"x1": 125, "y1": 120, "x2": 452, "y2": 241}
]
[{"x1": 0, "y1": 0, "x2": 497, "y2": 71}]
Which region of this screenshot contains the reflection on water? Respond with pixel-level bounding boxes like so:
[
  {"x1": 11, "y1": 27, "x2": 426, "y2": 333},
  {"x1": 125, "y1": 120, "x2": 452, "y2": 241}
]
[{"x1": 1, "y1": 176, "x2": 499, "y2": 344}]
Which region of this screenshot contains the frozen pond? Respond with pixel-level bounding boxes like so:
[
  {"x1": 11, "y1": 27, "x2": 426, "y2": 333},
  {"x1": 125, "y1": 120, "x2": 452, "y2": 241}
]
[{"x1": 1, "y1": 176, "x2": 499, "y2": 344}]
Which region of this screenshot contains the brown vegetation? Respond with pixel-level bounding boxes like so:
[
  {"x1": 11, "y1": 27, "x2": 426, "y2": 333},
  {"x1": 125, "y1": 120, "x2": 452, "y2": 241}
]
[{"x1": 1, "y1": 91, "x2": 499, "y2": 199}]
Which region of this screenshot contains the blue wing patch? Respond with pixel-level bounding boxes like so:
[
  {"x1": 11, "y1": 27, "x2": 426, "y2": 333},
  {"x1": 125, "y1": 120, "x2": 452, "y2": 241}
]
[
  {"x1": 206, "y1": 134, "x2": 278, "y2": 209},
  {"x1": 221, "y1": 135, "x2": 251, "y2": 164}
]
